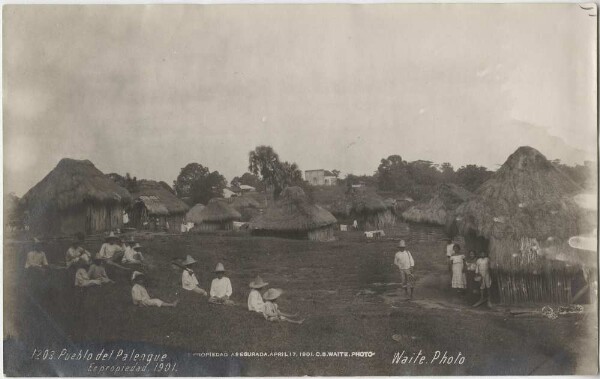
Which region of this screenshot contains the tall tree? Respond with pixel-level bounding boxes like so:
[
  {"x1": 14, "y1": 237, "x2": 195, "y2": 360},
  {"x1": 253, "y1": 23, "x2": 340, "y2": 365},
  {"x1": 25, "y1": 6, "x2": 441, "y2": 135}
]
[
  {"x1": 173, "y1": 163, "x2": 227, "y2": 204},
  {"x1": 231, "y1": 172, "x2": 263, "y2": 191},
  {"x1": 248, "y1": 145, "x2": 303, "y2": 198}
]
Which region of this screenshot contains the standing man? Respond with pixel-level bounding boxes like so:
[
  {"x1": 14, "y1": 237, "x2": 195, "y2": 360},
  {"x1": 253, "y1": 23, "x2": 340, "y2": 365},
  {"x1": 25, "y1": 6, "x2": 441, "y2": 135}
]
[{"x1": 394, "y1": 240, "x2": 415, "y2": 299}]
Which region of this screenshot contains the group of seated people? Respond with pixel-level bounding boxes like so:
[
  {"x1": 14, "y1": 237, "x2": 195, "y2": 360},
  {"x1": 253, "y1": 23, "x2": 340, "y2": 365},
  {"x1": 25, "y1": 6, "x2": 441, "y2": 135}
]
[{"x1": 24, "y1": 233, "x2": 304, "y2": 324}]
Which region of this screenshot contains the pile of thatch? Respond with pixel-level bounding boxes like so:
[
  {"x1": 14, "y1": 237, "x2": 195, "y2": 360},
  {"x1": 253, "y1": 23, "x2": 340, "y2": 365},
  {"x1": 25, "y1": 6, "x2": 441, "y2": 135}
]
[
  {"x1": 21, "y1": 158, "x2": 131, "y2": 213},
  {"x1": 348, "y1": 190, "x2": 395, "y2": 229},
  {"x1": 402, "y1": 183, "x2": 472, "y2": 226},
  {"x1": 452, "y1": 146, "x2": 589, "y2": 303},
  {"x1": 199, "y1": 198, "x2": 241, "y2": 224},
  {"x1": 130, "y1": 180, "x2": 189, "y2": 215},
  {"x1": 185, "y1": 203, "x2": 205, "y2": 224},
  {"x1": 250, "y1": 186, "x2": 337, "y2": 241}
]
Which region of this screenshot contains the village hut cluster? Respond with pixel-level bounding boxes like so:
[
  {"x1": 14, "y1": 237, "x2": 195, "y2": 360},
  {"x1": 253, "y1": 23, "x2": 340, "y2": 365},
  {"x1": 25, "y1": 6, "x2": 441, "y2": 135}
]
[{"x1": 129, "y1": 180, "x2": 189, "y2": 233}]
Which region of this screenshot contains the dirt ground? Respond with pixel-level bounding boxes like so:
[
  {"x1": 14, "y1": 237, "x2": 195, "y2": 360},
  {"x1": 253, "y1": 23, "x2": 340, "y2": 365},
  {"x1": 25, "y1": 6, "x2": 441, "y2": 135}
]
[{"x1": 4, "y1": 223, "x2": 598, "y2": 376}]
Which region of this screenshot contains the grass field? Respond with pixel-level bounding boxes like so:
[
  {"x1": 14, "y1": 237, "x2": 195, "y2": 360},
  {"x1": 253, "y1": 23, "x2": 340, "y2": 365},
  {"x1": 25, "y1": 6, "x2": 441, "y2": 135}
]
[{"x1": 4, "y1": 223, "x2": 598, "y2": 376}]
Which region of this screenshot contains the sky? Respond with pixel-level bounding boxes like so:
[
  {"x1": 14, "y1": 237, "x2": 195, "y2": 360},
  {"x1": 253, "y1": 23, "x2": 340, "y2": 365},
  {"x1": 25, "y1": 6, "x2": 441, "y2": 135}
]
[{"x1": 4, "y1": 4, "x2": 597, "y2": 196}]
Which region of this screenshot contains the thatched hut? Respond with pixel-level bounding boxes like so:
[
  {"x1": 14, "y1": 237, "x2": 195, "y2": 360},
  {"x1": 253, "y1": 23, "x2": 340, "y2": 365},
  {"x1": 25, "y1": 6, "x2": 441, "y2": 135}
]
[
  {"x1": 20, "y1": 158, "x2": 131, "y2": 235},
  {"x1": 129, "y1": 180, "x2": 189, "y2": 233},
  {"x1": 402, "y1": 184, "x2": 472, "y2": 226},
  {"x1": 185, "y1": 203, "x2": 205, "y2": 224},
  {"x1": 228, "y1": 195, "x2": 261, "y2": 221},
  {"x1": 349, "y1": 192, "x2": 395, "y2": 230},
  {"x1": 196, "y1": 198, "x2": 241, "y2": 231},
  {"x1": 250, "y1": 186, "x2": 337, "y2": 241},
  {"x1": 452, "y1": 146, "x2": 591, "y2": 304}
]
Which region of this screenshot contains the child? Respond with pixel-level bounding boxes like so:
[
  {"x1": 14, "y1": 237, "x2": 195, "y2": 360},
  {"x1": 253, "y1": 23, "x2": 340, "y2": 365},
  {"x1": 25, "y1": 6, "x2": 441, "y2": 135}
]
[
  {"x1": 131, "y1": 271, "x2": 177, "y2": 307},
  {"x1": 209, "y1": 263, "x2": 234, "y2": 305},
  {"x1": 122, "y1": 243, "x2": 144, "y2": 265},
  {"x1": 88, "y1": 258, "x2": 114, "y2": 284},
  {"x1": 248, "y1": 276, "x2": 268, "y2": 313},
  {"x1": 449, "y1": 244, "x2": 466, "y2": 293},
  {"x1": 473, "y1": 251, "x2": 492, "y2": 307},
  {"x1": 262, "y1": 288, "x2": 304, "y2": 324},
  {"x1": 181, "y1": 255, "x2": 208, "y2": 296},
  {"x1": 465, "y1": 250, "x2": 478, "y2": 297},
  {"x1": 65, "y1": 238, "x2": 92, "y2": 268}
]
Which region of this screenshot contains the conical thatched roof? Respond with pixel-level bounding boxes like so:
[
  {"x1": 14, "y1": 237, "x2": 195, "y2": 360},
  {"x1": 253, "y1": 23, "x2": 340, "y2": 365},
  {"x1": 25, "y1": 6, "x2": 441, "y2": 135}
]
[
  {"x1": 349, "y1": 193, "x2": 387, "y2": 215},
  {"x1": 186, "y1": 203, "x2": 205, "y2": 223},
  {"x1": 199, "y1": 198, "x2": 241, "y2": 223},
  {"x1": 21, "y1": 158, "x2": 131, "y2": 212},
  {"x1": 229, "y1": 195, "x2": 260, "y2": 210},
  {"x1": 454, "y1": 146, "x2": 584, "y2": 241},
  {"x1": 130, "y1": 180, "x2": 189, "y2": 215},
  {"x1": 250, "y1": 186, "x2": 337, "y2": 231},
  {"x1": 402, "y1": 184, "x2": 472, "y2": 225}
]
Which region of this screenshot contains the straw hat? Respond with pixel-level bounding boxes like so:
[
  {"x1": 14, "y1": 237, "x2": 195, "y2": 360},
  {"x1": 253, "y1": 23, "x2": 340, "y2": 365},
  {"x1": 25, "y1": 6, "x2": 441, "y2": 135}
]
[
  {"x1": 182, "y1": 255, "x2": 197, "y2": 266},
  {"x1": 249, "y1": 276, "x2": 269, "y2": 289},
  {"x1": 262, "y1": 288, "x2": 283, "y2": 301},
  {"x1": 106, "y1": 231, "x2": 119, "y2": 241},
  {"x1": 132, "y1": 243, "x2": 143, "y2": 250},
  {"x1": 214, "y1": 262, "x2": 226, "y2": 272},
  {"x1": 399, "y1": 240, "x2": 406, "y2": 247},
  {"x1": 33, "y1": 237, "x2": 41, "y2": 244},
  {"x1": 131, "y1": 271, "x2": 145, "y2": 282}
]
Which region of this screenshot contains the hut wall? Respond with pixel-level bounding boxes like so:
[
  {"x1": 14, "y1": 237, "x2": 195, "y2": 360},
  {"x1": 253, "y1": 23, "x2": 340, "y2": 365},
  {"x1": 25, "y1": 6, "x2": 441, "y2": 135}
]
[
  {"x1": 166, "y1": 214, "x2": 185, "y2": 233},
  {"x1": 130, "y1": 205, "x2": 171, "y2": 231},
  {"x1": 86, "y1": 204, "x2": 124, "y2": 234},
  {"x1": 362, "y1": 210, "x2": 396, "y2": 230},
  {"x1": 197, "y1": 221, "x2": 232, "y2": 232},
  {"x1": 307, "y1": 226, "x2": 335, "y2": 242}
]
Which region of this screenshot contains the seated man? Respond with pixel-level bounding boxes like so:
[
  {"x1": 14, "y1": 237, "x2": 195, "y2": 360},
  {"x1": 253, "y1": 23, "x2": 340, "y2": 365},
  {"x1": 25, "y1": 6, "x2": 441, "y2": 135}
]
[
  {"x1": 96, "y1": 232, "x2": 125, "y2": 261},
  {"x1": 181, "y1": 255, "x2": 208, "y2": 296},
  {"x1": 209, "y1": 263, "x2": 234, "y2": 305},
  {"x1": 88, "y1": 258, "x2": 114, "y2": 284},
  {"x1": 248, "y1": 275, "x2": 268, "y2": 313},
  {"x1": 131, "y1": 271, "x2": 177, "y2": 308},
  {"x1": 122, "y1": 243, "x2": 144, "y2": 265},
  {"x1": 25, "y1": 238, "x2": 49, "y2": 270},
  {"x1": 65, "y1": 238, "x2": 92, "y2": 268},
  {"x1": 75, "y1": 262, "x2": 102, "y2": 287}
]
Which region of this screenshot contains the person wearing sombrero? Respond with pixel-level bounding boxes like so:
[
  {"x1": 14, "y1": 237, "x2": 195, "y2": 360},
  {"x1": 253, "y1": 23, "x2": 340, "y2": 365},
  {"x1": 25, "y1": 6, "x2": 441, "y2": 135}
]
[
  {"x1": 74, "y1": 260, "x2": 102, "y2": 288},
  {"x1": 96, "y1": 231, "x2": 125, "y2": 262},
  {"x1": 180, "y1": 255, "x2": 208, "y2": 297},
  {"x1": 209, "y1": 263, "x2": 234, "y2": 305},
  {"x1": 248, "y1": 276, "x2": 268, "y2": 313},
  {"x1": 262, "y1": 288, "x2": 304, "y2": 324},
  {"x1": 25, "y1": 237, "x2": 49, "y2": 271},
  {"x1": 394, "y1": 240, "x2": 415, "y2": 299},
  {"x1": 131, "y1": 271, "x2": 178, "y2": 308}
]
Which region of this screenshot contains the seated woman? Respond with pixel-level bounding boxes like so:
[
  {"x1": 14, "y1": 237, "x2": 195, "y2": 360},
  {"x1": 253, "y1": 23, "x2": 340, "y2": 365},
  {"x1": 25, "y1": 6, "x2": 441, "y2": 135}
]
[
  {"x1": 262, "y1": 288, "x2": 304, "y2": 324},
  {"x1": 248, "y1": 276, "x2": 268, "y2": 313},
  {"x1": 181, "y1": 255, "x2": 208, "y2": 296},
  {"x1": 131, "y1": 271, "x2": 177, "y2": 308},
  {"x1": 209, "y1": 263, "x2": 234, "y2": 305},
  {"x1": 74, "y1": 262, "x2": 102, "y2": 287},
  {"x1": 66, "y1": 238, "x2": 92, "y2": 268},
  {"x1": 88, "y1": 258, "x2": 114, "y2": 284}
]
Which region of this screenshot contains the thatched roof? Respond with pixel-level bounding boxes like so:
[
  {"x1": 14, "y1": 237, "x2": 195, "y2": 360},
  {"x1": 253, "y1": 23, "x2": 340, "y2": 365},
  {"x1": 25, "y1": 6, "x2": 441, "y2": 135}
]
[
  {"x1": 349, "y1": 193, "x2": 388, "y2": 215},
  {"x1": 21, "y1": 158, "x2": 131, "y2": 213},
  {"x1": 186, "y1": 203, "x2": 205, "y2": 223},
  {"x1": 199, "y1": 198, "x2": 241, "y2": 222},
  {"x1": 454, "y1": 146, "x2": 584, "y2": 241},
  {"x1": 229, "y1": 195, "x2": 260, "y2": 210},
  {"x1": 250, "y1": 186, "x2": 337, "y2": 231},
  {"x1": 130, "y1": 180, "x2": 189, "y2": 215},
  {"x1": 402, "y1": 184, "x2": 472, "y2": 225}
]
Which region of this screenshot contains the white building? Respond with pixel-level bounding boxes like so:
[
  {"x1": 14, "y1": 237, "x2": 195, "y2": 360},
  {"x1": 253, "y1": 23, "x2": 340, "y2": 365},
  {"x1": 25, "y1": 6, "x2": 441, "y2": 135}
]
[{"x1": 305, "y1": 169, "x2": 337, "y2": 186}]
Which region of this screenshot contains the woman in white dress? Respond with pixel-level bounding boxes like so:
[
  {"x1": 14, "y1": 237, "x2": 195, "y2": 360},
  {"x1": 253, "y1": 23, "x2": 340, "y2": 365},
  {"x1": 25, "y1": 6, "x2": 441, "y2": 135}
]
[{"x1": 449, "y1": 244, "x2": 466, "y2": 293}]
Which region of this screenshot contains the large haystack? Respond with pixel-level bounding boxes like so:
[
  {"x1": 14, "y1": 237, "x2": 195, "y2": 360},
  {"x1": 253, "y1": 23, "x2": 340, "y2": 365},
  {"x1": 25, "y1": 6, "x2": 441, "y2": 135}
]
[
  {"x1": 185, "y1": 203, "x2": 205, "y2": 224},
  {"x1": 250, "y1": 186, "x2": 337, "y2": 241},
  {"x1": 402, "y1": 184, "x2": 472, "y2": 226},
  {"x1": 452, "y1": 146, "x2": 590, "y2": 304},
  {"x1": 129, "y1": 180, "x2": 189, "y2": 233},
  {"x1": 196, "y1": 198, "x2": 241, "y2": 231},
  {"x1": 20, "y1": 158, "x2": 131, "y2": 235}
]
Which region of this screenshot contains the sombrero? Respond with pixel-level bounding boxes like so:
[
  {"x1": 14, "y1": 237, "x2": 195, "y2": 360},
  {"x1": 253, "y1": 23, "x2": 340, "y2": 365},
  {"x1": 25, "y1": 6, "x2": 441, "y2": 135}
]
[
  {"x1": 214, "y1": 263, "x2": 226, "y2": 272},
  {"x1": 105, "y1": 231, "x2": 119, "y2": 241},
  {"x1": 262, "y1": 288, "x2": 283, "y2": 301},
  {"x1": 249, "y1": 276, "x2": 268, "y2": 289},
  {"x1": 131, "y1": 271, "x2": 145, "y2": 282},
  {"x1": 133, "y1": 243, "x2": 143, "y2": 250},
  {"x1": 182, "y1": 255, "x2": 197, "y2": 266}
]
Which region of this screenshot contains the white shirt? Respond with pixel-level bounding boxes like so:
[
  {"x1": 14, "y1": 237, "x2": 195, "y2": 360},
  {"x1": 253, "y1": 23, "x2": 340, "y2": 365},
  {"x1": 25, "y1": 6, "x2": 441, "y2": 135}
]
[
  {"x1": 66, "y1": 247, "x2": 91, "y2": 267},
  {"x1": 248, "y1": 289, "x2": 265, "y2": 312},
  {"x1": 75, "y1": 268, "x2": 96, "y2": 287},
  {"x1": 446, "y1": 243, "x2": 455, "y2": 257},
  {"x1": 25, "y1": 250, "x2": 48, "y2": 268},
  {"x1": 122, "y1": 247, "x2": 143, "y2": 263},
  {"x1": 182, "y1": 270, "x2": 199, "y2": 290},
  {"x1": 210, "y1": 277, "x2": 232, "y2": 298},
  {"x1": 131, "y1": 283, "x2": 162, "y2": 306},
  {"x1": 394, "y1": 250, "x2": 414, "y2": 270},
  {"x1": 96, "y1": 243, "x2": 123, "y2": 259}
]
